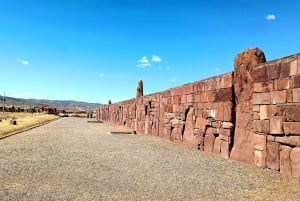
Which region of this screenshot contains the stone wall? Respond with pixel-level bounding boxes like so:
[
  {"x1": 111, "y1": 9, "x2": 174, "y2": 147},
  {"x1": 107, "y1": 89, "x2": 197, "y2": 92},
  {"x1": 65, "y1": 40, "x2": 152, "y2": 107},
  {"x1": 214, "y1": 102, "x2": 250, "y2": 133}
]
[{"x1": 96, "y1": 48, "x2": 300, "y2": 178}]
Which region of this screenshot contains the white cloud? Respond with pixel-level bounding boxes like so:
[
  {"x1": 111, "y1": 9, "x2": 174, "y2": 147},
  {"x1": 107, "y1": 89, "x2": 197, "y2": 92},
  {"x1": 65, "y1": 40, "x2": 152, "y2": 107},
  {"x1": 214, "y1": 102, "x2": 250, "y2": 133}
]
[
  {"x1": 17, "y1": 57, "x2": 29, "y2": 65},
  {"x1": 138, "y1": 56, "x2": 151, "y2": 68},
  {"x1": 266, "y1": 14, "x2": 276, "y2": 20},
  {"x1": 171, "y1": 78, "x2": 176, "y2": 83},
  {"x1": 215, "y1": 68, "x2": 220, "y2": 72},
  {"x1": 152, "y1": 55, "x2": 162, "y2": 63},
  {"x1": 99, "y1": 73, "x2": 105, "y2": 78}
]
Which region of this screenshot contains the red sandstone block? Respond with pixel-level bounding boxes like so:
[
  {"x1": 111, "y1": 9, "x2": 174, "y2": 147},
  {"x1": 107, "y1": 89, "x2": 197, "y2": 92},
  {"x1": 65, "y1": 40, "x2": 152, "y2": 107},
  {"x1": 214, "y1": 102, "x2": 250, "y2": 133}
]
[
  {"x1": 275, "y1": 78, "x2": 290, "y2": 91},
  {"x1": 223, "y1": 102, "x2": 233, "y2": 121},
  {"x1": 200, "y1": 91, "x2": 214, "y2": 103},
  {"x1": 280, "y1": 145, "x2": 292, "y2": 176},
  {"x1": 287, "y1": 89, "x2": 293, "y2": 103},
  {"x1": 266, "y1": 64, "x2": 281, "y2": 81},
  {"x1": 253, "y1": 105, "x2": 260, "y2": 112},
  {"x1": 220, "y1": 73, "x2": 233, "y2": 89},
  {"x1": 281, "y1": 62, "x2": 290, "y2": 78},
  {"x1": 215, "y1": 88, "x2": 233, "y2": 102},
  {"x1": 286, "y1": 106, "x2": 300, "y2": 121},
  {"x1": 220, "y1": 140, "x2": 230, "y2": 158},
  {"x1": 253, "y1": 92, "x2": 271, "y2": 105},
  {"x1": 219, "y1": 128, "x2": 231, "y2": 137},
  {"x1": 253, "y1": 112, "x2": 260, "y2": 120},
  {"x1": 293, "y1": 88, "x2": 300, "y2": 102},
  {"x1": 255, "y1": 150, "x2": 266, "y2": 168},
  {"x1": 195, "y1": 117, "x2": 207, "y2": 132},
  {"x1": 290, "y1": 148, "x2": 300, "y2": 178},
  {"x1": 291, "y1": 75, "x2": 300, "y2": 88},
  {"x1": 214, "y1": 102, "x2": 224, "y2": 121},
  {"x1": 194, "y1": 93, "x2": 201, "y2": 103},
  {"x1": 174, "y1": 96, "x2": 181, "y2": 104},
  {"x1": 254, "y1": 134, "x2": 266, "y2": 151},
  {"x1": 270, "y1": 116, "x2": 285, "y2": 135},
  {"x1": 271, "y1": 90, "x2": 287, "y2": 104},
  {"x1": 213, "y1": 137, "x2": 221, "y2": 155},
  {"x1": 266, "y1": 140, "x2": 280, "y2": 170},
  {"x1": 288, "y1": 122, "x2": 300, "y2": 135},
  {"x1": 204, "y1": 131, "x2": 215, "y2": 153},
  {"x1": 253, "y1": 82, "x2": 272, "y2": 93},
  {"x1": 187, "y1": 94, "x2": 194, "y2": 103},
  {"x1": 252, "y1": 66, "x2": 266, "y2": 82},
  {"x1": 181, "y1": 95, "x2": 187, "y2": 104},
  {"x1": 197, "y1": 82, "x2": 204, "y2": 92},
  {"x1": 253, "y1": 120, "x2": 270, "y2": 133},
  {"x1": 290, "y1": 59, "x2": 298, "y2": 76}
]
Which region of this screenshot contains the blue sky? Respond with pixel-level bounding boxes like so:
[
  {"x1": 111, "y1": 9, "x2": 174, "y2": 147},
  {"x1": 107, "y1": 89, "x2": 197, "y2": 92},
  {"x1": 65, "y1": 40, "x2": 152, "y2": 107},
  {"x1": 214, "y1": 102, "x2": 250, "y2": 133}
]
[{"x1": 0, "y1": 0, "x2": 299, "y2": 103}]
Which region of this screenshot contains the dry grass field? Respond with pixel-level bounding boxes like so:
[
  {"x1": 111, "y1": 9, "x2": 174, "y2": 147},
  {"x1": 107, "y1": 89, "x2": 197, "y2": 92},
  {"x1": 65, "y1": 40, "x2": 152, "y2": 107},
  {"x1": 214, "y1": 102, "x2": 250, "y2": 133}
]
[{"x1": 0, "y1": 112, "x2": 59, "y2": 137}]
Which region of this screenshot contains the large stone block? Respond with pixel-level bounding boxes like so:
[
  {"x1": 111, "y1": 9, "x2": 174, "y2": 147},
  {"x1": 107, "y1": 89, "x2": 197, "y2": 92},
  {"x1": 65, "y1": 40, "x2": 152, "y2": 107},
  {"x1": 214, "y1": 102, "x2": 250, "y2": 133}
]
[
  {"x1": 286, "y1": 106, "x2": 300, "y2": 121},
  {"x1": 220, "y1": 140, "x2": 230, "y2": 158},
  {"x1": 255, "y1": 150, "x2": 266, "y2": 168},
  {"x1": 252, "y1": 66, "x2": 266, "y2": 82},
  {"x1": 253, "y1": 120, "x2": 269, "y2": 133},
  {"x1": 266, "y1": 140, "x2": 280, "y2": 170},
  {"x1": 223, "y1": 101, "x2": 233, "y2": 121},
  {"x1": 204, "y1": 132, "x2": 215, "y2": 153},
  {"x1": 195, "y1": 117, "x2": 207, "y2": 132},
  {"x1": 220, "y1": 73, "x2": 233, "y2": 89},
  {"x1": 271, "y1": 90, "x2": 287, "y2": 104},
  {"x1": 254, "y1": 134, "x2": 266, "y2": 151},
  {"x1": 215, "y1": 88, "x2": 232, "y2": 102},
  {"x1": 214, "y1": 102, "x2": 224, "y2": 121},
  {"x1": 275, "y1": 78, "x2": 290, "y2": 90},
  {"x1": 213, "y1": 137, "x2": 222, "y2": 155},
  {"x1": 290, "y1": 59, "x2": 298, "y2": 76},
  {"x1": 279, "y1": 145, "x2": 292, "y2": 176},
  {"x1": 290, "y1": 148, "x2": 300, "y2": 178},
  {"x1": 293, "y1": 88, "x2": 300, "y2": 102},
  {"x1": 253, "y1": 92, "x2": 271, "y2": 105},
  {"x1": 291, "y1": 75, "x2": 300, "y2": 88},
  {"x1": 270, "y1": 117, "x2": 284, "y2": 135},
  {"x1": 280, "y1": 62, "x2": 290, "y2": 78},
  {"x1": 253, "y1": 82, "x2": 272, "y2": 92},
  {"x1": 266, "y1": 64, "x2": 281, "y2": 81}
]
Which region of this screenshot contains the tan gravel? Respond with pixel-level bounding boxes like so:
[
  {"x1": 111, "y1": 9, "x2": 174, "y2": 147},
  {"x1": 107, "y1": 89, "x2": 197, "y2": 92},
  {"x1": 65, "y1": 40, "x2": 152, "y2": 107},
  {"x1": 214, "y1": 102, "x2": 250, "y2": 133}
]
[{"x1": 0, "y1": 117, "x2": 299, "y2": 201}]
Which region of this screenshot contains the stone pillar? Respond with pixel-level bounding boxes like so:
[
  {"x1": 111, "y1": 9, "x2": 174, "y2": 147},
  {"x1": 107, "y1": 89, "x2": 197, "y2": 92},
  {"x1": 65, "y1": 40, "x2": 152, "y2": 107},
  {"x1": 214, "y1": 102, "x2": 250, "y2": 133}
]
[
  {"x1": 136, "y1": 80, "x2": 143, "y2": 98},
  {"x1": 230, "y1": 48, "x2": 266, "y2": 165}
]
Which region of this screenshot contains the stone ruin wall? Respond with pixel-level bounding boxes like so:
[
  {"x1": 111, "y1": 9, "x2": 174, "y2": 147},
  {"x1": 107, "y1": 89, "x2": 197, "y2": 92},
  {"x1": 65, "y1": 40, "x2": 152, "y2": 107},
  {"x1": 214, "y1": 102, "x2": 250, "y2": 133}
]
[{"x1": 96, "y1": 48, "x2": 300, "y2": 178}]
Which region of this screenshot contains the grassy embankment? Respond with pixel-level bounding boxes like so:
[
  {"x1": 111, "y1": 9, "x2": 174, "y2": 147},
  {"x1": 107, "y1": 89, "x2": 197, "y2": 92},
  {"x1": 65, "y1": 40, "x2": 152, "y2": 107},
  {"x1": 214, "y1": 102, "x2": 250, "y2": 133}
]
[{"x1": 0, "y1": 112, "x2": 59, "y2": 137}]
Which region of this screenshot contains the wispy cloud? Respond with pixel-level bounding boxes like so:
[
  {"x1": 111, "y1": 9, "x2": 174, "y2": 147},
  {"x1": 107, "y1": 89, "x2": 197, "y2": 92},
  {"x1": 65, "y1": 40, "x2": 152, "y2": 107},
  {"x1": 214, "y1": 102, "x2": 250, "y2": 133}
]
[
  {"x1": 215, "y1": 68, "x2": 220, "y2": 72},
  {"x1": 171, "y1": 78, "x2": 176, "y2": 83},
  {"x1": 266, "y1": 14, "x2": 276, "y2": 20},
  {"x1": 152, "y1": 55, "x2": 162, "y2": 63},
  {"x1": 17, "y1": 57, "x2": 29, "y2": 65},
  {"x1": 99, "y1": 73, "x2": 105, "y2": 78},
  {"x1": 138, "y1": 56, "x2": 151, "y2": 68}
]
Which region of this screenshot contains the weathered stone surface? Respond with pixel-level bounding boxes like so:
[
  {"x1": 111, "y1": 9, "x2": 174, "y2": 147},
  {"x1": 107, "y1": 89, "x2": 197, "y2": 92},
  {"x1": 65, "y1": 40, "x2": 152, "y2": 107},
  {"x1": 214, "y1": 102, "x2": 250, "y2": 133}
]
[
  {"x1": 255, "y1": 150, "x2": 266, "y2": 168},
  {"x1": 220, "y1": 140, "x2": 230, "y2": 158},
  {"x1": 136, "y1": 80, "x2": 143, "y2": 98},
  {"x1": 213, "y1": 137, "x2": 221, "y2": 155},
  {"x1": 254, "y1": 134, "x2": 266, "y2": 151},
  {"x1": 286, "y1": 106, "x2": 300, "y2": 121},
  {"x1": 253, "y1": 120, "x2": 269, "y2": 133},
  {"x1": 182, "y1": 107, "x2": 195, "y2": 146},
  {"x1": 279, "y1": 145, "x2": 292, "y2": 176},
  {"x1": 253, "y1": 82, "x2": 272, "y2": 92},
  {"x1": 222, "y1": 122, "x2": 234, "y2": 129},
  {"x1": 275, "y1": 78, "x2": 290, "y2": 90},
  {"x1": 271, "y1": 90, "x2": 286, "y2": 104},
  {"x1": 290, "y1": 59, "x2": 298, "y2": 76},
  {"x1": 292, "y1": 88, "x2": 300, "y2": 102},
  {"x1": 231, "y1": 48, "x2": 266, "y2": 165},
  {"x1": 266, "y1": 64, "x2": 281, "y2": 81},
  {"x1": 290, "y1": 148, "x2": 300, "y2": 178},
  {"x1": 204, "y1": 133, "x2": 215, "y2": 153},
  {"x1": 283, "y1": 122, "x2": 300, "y2": 135},
  {"x1": 195, "y1": 117, "x2": 206, "y2": 132},
  {"x1": 253, "y1": 92, "x2": 271, "y2": 105},
  {"x1": 266, "y1": 141, "x2": 280, "y2": 171},
  {"x1": 291, "y1": 75, "x2": 300, "y2": 88},
  {"x1": 270, "y1": 117, "x2": 284, "y2": 135},
  {"x1": 215, "y1": 88, "x2": 232, "y2": 102}
]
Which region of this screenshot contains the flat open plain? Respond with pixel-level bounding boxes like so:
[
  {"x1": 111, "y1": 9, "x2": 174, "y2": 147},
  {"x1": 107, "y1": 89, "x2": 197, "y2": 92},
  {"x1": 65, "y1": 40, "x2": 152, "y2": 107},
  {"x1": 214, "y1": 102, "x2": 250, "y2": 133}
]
[{"x1": 0, "y1": 118, "x2": 299, "y2": 201}]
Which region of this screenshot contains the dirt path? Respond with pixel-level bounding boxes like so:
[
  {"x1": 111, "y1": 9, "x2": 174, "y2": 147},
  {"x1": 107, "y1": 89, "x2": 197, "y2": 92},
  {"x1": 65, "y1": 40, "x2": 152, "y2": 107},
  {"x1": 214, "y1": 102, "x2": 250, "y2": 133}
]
[{"x1": 0, "y1": 118, "x2": 299, "y2": 201}]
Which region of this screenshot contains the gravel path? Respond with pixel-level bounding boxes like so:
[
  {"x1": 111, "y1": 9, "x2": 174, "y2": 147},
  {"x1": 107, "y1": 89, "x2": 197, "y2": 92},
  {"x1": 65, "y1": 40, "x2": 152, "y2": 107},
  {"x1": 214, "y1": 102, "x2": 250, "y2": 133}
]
[{"x1": 0, "y1": 118, "x2": 299, "y2": 201}]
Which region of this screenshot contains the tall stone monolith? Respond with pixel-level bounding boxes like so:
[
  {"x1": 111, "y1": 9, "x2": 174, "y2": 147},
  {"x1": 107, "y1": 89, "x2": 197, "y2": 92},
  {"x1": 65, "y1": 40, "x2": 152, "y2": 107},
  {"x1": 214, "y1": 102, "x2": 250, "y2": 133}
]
[
  {"x1": 136, "y1": 80, "x2": 143, "y2": 98},
  {"x1": 230, "y1": 48, "x2": 266, "y2": 165}
]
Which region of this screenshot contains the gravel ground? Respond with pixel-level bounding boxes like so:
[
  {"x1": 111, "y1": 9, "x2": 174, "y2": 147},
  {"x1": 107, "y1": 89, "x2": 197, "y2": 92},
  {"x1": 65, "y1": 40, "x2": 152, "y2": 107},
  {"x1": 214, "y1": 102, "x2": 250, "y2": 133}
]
[{"x1": 0, "y1": 117, "x2": 299, "y2": 201}]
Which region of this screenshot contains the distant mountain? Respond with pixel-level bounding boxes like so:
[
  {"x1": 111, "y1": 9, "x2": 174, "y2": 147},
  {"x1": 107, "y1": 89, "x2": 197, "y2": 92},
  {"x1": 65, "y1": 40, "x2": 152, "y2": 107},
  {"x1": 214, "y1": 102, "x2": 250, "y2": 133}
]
[{"x1": 0, "y1": 95, "x2": 103, "y2": 112}]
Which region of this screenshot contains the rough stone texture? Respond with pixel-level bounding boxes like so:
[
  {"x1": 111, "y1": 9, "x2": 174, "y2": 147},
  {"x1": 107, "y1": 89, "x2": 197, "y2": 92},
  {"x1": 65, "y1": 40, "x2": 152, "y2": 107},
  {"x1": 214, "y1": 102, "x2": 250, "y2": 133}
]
[
  {"x1": 280, "y1": 145, "x2": 292, "y2": 176},
  {"x1": 231, "y1": 48, "x2": 266, "y2": 165},
  {"x1": 136, "y1": 80, "x2": 143, "y2": 98},
  {"x1": 266, "y1": 141, "x2": 280, "y2": 171},
  {"x1": 290, "y1": 148, "x2": 300, "y2": 178}
]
